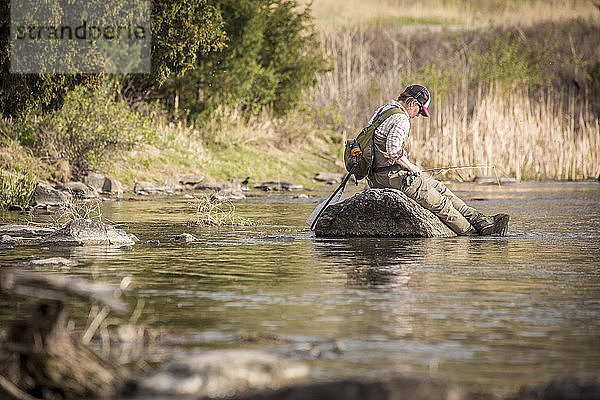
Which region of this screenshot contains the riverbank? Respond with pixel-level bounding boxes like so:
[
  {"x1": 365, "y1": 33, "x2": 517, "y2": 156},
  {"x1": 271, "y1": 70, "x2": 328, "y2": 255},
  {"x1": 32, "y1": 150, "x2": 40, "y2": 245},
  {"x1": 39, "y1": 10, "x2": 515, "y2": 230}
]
[{"x1": 0, "y1": 106, "x2": 342, "y2": 195}]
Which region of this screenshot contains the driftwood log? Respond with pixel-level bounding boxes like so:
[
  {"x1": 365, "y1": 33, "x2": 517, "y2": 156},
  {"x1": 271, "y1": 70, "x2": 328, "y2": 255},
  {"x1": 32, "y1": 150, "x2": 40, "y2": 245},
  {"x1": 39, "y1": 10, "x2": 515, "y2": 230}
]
[{"x1": 0, "y1": 270, "x2": 128, "y2": 399}]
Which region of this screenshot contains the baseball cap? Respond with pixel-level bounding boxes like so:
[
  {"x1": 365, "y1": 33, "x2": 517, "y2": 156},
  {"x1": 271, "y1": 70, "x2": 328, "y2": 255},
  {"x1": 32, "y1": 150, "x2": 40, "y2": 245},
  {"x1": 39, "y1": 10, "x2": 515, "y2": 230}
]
[{"x1": 405, "y1": 84, "x2": 430, "y2": 117}]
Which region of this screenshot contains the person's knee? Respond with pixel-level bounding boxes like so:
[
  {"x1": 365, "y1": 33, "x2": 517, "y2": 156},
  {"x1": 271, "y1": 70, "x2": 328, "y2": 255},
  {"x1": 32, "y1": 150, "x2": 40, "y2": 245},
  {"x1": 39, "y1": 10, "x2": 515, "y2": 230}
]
[
  {"x1": 431, "y1": 178, "x2": 449, "y2": 195},
  {"x1": 429, "y1": 194, "x2": 451, "y2": 214}
]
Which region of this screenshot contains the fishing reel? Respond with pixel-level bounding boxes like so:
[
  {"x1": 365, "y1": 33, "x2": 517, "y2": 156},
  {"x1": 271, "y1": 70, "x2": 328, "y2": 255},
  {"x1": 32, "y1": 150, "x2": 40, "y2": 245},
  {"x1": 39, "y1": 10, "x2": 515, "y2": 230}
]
[{"x1": 345, "y1": 140, "x2": 362, "y2": 172}]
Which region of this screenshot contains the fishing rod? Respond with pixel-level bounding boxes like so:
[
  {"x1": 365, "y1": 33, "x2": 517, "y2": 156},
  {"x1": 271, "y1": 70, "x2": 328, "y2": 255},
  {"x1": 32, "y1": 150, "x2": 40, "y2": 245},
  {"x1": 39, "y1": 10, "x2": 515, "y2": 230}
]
[
  {"x1": 421, "y1": 164, "x2": 494, "y2": 173},
  {"x1": 420, "y1": 164, "x2": 500, "y2": 186}
]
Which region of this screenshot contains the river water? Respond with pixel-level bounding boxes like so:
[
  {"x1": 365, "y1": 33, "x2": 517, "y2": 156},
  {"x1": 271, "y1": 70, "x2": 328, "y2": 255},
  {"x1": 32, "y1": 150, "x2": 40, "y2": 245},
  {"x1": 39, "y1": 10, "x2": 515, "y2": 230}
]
[{"x1": 1, "y1": 182, "x2": 599, "y2": 395}]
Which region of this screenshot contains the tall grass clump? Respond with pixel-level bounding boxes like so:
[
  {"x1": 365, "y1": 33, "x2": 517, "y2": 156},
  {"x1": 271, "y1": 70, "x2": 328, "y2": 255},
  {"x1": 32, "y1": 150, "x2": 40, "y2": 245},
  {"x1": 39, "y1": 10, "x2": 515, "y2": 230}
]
[
  {"x1": 0, "y1": 170, "x2": 36, "y2": 210},
  {"x1": 189, "y1": 194, "x2": 256, "y2": 226}
]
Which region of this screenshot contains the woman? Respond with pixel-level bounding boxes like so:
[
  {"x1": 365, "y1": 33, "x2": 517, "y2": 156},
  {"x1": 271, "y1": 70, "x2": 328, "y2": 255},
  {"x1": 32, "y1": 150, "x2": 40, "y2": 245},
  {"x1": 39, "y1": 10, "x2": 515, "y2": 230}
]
[{"x1": 367, "y1": 84, "x2": 509, "y2": 236}]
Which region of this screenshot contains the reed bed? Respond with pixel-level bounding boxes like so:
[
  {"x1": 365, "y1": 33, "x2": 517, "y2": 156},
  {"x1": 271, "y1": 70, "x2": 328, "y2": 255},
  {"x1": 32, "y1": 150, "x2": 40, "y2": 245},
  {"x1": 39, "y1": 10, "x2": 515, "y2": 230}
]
[
  {"x1": 309, "y1": 23, "x2": 600, "y2": 181},
  {"x1": 408, "y1": 85, "x2": 600, "y2": 181}
]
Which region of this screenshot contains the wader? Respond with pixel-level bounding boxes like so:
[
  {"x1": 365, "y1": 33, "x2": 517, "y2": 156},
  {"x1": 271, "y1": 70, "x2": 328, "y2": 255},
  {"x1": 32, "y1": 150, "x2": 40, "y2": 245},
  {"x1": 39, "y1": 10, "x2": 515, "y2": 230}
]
[{"x1": 367, "y1": 121, "x2": 478, "y2": 235}]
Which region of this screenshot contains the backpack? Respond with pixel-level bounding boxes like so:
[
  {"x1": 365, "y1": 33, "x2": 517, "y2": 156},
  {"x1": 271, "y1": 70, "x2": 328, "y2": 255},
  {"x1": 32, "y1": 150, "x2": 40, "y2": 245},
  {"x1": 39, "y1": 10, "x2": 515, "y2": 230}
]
[{"x1": 343, "y1": 107, "x2": 403, "y2": 180}]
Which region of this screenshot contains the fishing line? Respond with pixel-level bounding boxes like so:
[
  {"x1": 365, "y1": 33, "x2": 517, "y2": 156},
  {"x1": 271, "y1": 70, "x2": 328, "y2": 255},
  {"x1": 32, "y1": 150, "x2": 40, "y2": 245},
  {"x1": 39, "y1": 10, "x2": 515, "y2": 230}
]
[{"x1": 422, "y1": 164, "x2": 501, "y2": 187}]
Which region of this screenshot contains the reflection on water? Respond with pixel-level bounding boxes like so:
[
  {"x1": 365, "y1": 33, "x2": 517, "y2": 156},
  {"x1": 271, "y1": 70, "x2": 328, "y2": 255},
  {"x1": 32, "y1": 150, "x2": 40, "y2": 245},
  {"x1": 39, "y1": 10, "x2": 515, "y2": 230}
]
[{"x1": 1, "y1": 182, "x2": 599, "y2": 394}]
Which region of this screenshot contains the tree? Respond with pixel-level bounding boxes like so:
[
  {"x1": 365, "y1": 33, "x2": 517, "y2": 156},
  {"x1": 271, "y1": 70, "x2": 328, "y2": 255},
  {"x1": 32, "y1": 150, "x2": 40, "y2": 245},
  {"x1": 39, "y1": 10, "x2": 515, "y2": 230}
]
[{"x1": 163, "y1": 0, "x2": 328, "y2": 119}]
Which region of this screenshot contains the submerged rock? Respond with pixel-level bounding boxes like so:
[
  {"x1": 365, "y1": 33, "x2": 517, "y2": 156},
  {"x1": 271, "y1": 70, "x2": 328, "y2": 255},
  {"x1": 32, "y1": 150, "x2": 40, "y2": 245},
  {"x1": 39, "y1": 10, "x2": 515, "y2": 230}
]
[
  {"x1": 171, "y1": 233, "x2": 196, "y2": 243},
  {"x1": 41, "y1": 219, "x2": 138, "y2": 246},
  {"x1": 138, "y1": 349, "x2": 309, "y2": 398},
  {"x1": 0, "y1": 224, "x2": 55, "y2": 237},
  {"x1": 1, "y1": 234, "x2": 23, "y2": 249},
  {"x1": 314, "y1": 189, "x2": 456, "y2": 238},
  {"x1": 17, "y1": 257, "x2": 79, "y2": 269}
]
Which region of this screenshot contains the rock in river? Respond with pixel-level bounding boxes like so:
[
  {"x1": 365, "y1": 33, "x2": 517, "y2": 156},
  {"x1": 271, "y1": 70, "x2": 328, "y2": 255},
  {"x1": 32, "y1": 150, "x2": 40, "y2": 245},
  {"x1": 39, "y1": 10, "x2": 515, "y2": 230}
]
[
  {"x1": 314, "y1": 189, "x2": 456, "y2": 238},
  {"x1": 138, "y1": 349, "x2": 309, "y2": 398},
  {"x1": 0, "y1": 234, "x2": 23, "y2": 249},
  {"x1": 34, "y1": 182, "x2": 72, "y2": 206},
  {"x1": 84, "y1": 172, "x2": 124, "y2": 197},
  {"x1": 17, "y1": 257, "x2": 79, "y2": 269},
  {"x1": 41, "y1": 219, "x2": 138, "y2": 246},
  {"x1": 314, "y1": 171, "x2": 344, "y2": 184},
  {"x1": 60, "y1": 181, "x2": 99, "y2": 198},
  {"x1": 255, "y1": 181, "x2": 303, "y2": 191},
  {"x1": 211, "y1": 188, "x2": 246, "y2": 201},
  {"x1": 0, "y1": 224, "x2": 55, "y2": 237}
]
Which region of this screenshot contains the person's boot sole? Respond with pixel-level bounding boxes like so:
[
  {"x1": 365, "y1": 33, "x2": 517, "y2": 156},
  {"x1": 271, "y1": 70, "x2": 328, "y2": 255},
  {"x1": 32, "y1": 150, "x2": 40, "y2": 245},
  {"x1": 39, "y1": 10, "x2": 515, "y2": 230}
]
[{"x1": 479, "y1": 214, "x2": 510, "y2": 236}]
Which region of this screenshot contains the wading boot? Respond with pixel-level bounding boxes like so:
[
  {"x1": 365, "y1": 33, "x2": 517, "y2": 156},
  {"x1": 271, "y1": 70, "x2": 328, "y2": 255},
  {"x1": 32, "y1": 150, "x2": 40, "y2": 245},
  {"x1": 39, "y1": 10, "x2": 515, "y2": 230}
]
[
  {"x1": 461, "y1": 227, "x2": 479, "y2": 236},
  {"x1": 472, "y1": 213, "x2": 510, "y2": 236}
]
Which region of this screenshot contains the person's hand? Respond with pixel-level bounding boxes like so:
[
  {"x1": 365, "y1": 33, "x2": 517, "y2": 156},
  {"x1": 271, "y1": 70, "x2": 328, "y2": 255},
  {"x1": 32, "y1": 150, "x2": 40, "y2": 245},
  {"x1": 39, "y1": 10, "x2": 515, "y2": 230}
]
[{"x1": 409, "y1": 163, "x2": 421, "y2": 176}]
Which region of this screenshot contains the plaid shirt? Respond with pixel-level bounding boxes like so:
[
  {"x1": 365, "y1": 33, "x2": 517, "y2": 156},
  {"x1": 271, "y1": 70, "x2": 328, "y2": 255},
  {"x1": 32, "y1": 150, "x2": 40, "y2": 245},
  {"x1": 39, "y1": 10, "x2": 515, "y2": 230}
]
[{"x1": 369, "y1": 100, "x2": 410, "y2": 162}]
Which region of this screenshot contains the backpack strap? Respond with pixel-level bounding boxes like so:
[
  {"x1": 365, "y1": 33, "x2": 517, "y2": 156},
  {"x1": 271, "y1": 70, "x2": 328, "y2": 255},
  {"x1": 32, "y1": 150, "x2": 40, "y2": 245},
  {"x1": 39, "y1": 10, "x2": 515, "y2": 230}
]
[
  {"x1": 369, "y1": 106, "x2": 404, "y2": 131},
  {"x1": 365, "y1": 107, "x2": 403, "y2": 176}
]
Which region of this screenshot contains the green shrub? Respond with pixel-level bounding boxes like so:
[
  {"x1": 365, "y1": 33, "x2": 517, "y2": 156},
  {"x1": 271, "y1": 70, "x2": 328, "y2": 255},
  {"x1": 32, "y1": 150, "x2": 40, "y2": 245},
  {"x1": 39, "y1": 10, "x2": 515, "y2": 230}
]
[
  {"x1": 407, "y1": 63, "x2": 458, "y2": 104},
  {"x1": 0, "y1": 170, "x2": 36, "y2": 210},
  {"x1": 20, "y1": 85, "x2": 158, "y2": 178}
]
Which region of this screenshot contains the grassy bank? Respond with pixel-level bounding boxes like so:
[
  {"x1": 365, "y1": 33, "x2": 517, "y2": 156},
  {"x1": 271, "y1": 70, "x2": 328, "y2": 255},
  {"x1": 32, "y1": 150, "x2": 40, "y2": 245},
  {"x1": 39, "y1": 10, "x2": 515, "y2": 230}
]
[
  {"x1": 104, "y1": 108, "x2": 339, "y2": 188},
  {"x1": 0, "y1": 99, "x2": 340, "y2": 191}
]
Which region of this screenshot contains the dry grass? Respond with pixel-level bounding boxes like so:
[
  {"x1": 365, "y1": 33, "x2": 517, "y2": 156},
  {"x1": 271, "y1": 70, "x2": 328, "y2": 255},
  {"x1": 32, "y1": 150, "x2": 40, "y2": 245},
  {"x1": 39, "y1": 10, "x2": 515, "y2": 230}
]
[
  {"x1": 304, "y1": 0, "x2": 598, "y2": 30},
  {"x1": 188, "y1": 194, "x2": 257, "y2": 227},
  {"x1": 104, "y1": 105, "x2": 338, "y2": 188},
  {"x1": 52, "y1": 198, "x2": 104, "y2": 228}
]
